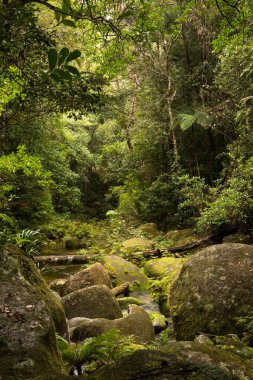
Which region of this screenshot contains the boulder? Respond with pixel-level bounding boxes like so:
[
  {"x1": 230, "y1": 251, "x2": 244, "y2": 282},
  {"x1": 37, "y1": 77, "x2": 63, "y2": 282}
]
[
  {"x1": 71, "y1": 305, "x2": 155, "y2": 343},
  {"x1": 165, "y1": 228, "x2": 198, "y2": 246},
  {"x1": 50, "y1": 278, "x2": 67, "y2": 293},
  {"x1": 0, "y1": 245, "x2": 65, "y2": 379},
  {"x1": 148, "y1": 312, "x2": 168, "y2": 334},
  {"x1": 60, "y1": 263, "x2": 112, "y2": 296},
  {"x1": 144, "y1": 257, "x2": 185, "y2": 279},
  {"x1": 223, "y1": 232, "x2": 253, "y2": 244},
  {"x1": 117, "y1": 296, "x2": 144, "y2": 309},
  {"x1": 170, "y1": 243, "x2": 253, "y2": 340},
  {"x1": 104, "y1": 256, "x2": 149, "y2": 289},
  {"x1": 121, "y1": 237, "x2": 155, "y2": 250},
  {"x1": 137, "y1": 223, "x2": 159, "y2": 237},
  {"x1": 88, "y1": 341, "x2": 253, "y2": 379},
  {"x1": 62, "y1": 284, "x2": 122, "y2": 320}
]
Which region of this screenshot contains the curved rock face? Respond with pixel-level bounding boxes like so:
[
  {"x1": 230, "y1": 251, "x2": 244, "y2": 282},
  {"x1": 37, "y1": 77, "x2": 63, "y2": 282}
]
[
  {"x1": 70, "y1": 305, "x2": 155, "y2": 343},
  {"x1": 0, "y1": 245, "x2": 64, "y2": 379},
  {"x1": 104, "y1": 256, "x2": 149, "y2": 287},
  {"x1": 88, "y1": 341, "x2": 253, "y2": 380},
  {"x1": 170, "y1": 243, "x2": 253, "y2": 340},
  {"x1": 62, "y1": 284, "x2": 122, "y2": 320},
  {"x1": 60, "y1": 262, "x2": 112, "y2": 296}
]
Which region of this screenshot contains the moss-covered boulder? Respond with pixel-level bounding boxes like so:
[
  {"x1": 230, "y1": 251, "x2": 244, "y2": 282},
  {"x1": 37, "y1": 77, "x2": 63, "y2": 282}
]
[
  {"x1": 121, "y1": 237, "x2": 155, "y2": 251},
  {"x1": 165, "y1": 228, "x2": 198, "y2": 246},
  {"x1": 149, "y1": 312, "x2": 168, "y2": 334},
  {"x1": 145, "y1": 258, "x2": 186, "y2": 317},
  {"x1": 144, "y1": 257, "x2": 185, "y2": 279},
  {"x1": 117, "y1": 296, "x2": 144, "y2": 309},
  {"x1": 60, "y1": 263, "x2": 112, "y2": 296},
  {"x1": 0, "y1": 245, "x2": 65, "y2": 379},
  {"x1": 170, "y1": 243, "x2": 253, "y2": 340},
  {"x1": 137, "y1": 223, "x2": 159, "y2": 237},
  {"x1": 71, "y1": 305, "x2": 155, "y2": 343},
  {"x1": 104, "y1": 255, "x2": 149, "y2": 289},
  {"x1": 88, "y1": 341, "x2": 253, "y2": 379},
  {"x1": 62, "y1": 284, "x2": 122, "y2": 320}
]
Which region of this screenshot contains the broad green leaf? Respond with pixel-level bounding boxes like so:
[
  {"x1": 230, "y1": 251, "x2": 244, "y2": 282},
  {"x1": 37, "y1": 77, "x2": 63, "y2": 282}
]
[
  {"x1": 48, "y1": 48, "x2": 58, "y2": 72},
  {"x1": 65, "y1": 65, "x2": 80, "y2": 76},
  {"x1": 61, "y1": 19, "x2": 76, "y2": 28},
  {"x1": 66, "y1": 50, "x2": 81, "y2": 63},
  {"x1": 55, "y1": 68, "x2": 72, "y2": 81},
  {"x1": 54, "y1": 10, "x2": 62, "y2": 23},
  {"x1": 58, "y1": 47, "x2": 70, "y2": 67},
  {"x1": 177, "y1": 113, "x2": 197, "y2": 131}
]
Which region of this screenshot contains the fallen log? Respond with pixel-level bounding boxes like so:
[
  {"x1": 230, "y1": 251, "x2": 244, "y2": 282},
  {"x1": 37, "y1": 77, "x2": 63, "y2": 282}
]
[
  {"x1": 168, "y1": 236, "x2": 214, "y2": 254},
  {"x1": 35, "y1": 254, "x2": 93, "y2": 265},
  {"x1": 111, "y1": 282, "x2": 130, "y2": 297},
  {"x1": 142, "y1": 249, "x2": 162, "y2": 258}
]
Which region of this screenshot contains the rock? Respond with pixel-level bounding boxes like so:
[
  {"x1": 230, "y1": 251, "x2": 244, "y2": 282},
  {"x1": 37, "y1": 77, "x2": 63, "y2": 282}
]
[
  {"x1": 62, "y1": 284, "x2": 122, "y2": 320},
  {"x1": 223, "y1": 233, "x2": 253, "y2": 244},
  {"x1": 144, "y1": 257, "x2": 185, "y2": 279},
  {"x1": 117, "y1": 296, "x2": 144, "y2": 308},
  {"x1": 194, "y1": 334, "x2": 214, "y2": 345},
  {"x1": 121, "y1": 237, "x2": 155, "y2": 250},
  {"x1": 148, "y1": 312, "x2": 168, "y2": 334},
  {"x1": 60, "y1": 263, "x2": 112, "y2": 296},
  {"x1": 170, "y1": 243, "x2": 253, "y2": 340},
  {"x1": 145, "y1": 258, "x2": 186, "y2": 317},
  {"x1": 104, "y1": 255, "x2": 149, "y2": 289},
  {"x1": 50, "y1": 278, "x2": 67, "y2": 293},
  {"x1": 0, "y1": 245, "x2": 65, "y2": 379},
  {"x1": 165, "y1": 228, "x2": 198, "y2": 246},
  {"x1": 88, "y1": 341, "x2": 253, "y2": 379},
  {"x1": 137, "y1": 223, "x2": 159, "y2": 237},
  {"x1": 71, "y1": 305, "x2": 155, "y2": 344}
]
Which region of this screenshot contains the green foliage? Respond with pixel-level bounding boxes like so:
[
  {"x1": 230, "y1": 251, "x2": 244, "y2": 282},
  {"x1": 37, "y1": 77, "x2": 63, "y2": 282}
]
[
  {"x1": 48, "y1": 48, "x2": 81, "y2": 82},
  {"x1": 57, "y1": 330, "x2": 144, "y2": 373},
  {"x1": 0, "y1": 146, "x2": 53, "y2": 223},
  {"x1": 197, "y1": 157, "x2": 253, "y2": 234},
  {"x1": 10, "y1": 229, "x2": 42, "y2": 257},
  {"x1": 235, "y1": 315, "x2": 253, "y2": 346}
]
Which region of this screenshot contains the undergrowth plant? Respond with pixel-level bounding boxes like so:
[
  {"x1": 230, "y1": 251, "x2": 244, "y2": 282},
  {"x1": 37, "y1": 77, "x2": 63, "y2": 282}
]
[{"x1": 57, "y1": 329, "x2": 145, "y2": 376}]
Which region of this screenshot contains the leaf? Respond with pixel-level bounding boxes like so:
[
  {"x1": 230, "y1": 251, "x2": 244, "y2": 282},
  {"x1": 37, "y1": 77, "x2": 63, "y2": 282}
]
[
  {"x1": 54, "y1": 68, "x2": 72, "y2": 81},
  {"x1": 54, "y1": 10, "x2": 62, "y2": 23},
  {"x1": 58, "y1": 47, "x2": 70, "y2": 67},
  {"x1": 65, "y1": 65, "x2": 80, "y2": 76},
  {"x1": 48, "y1": 48, "x2": 58, "y2": 72},
  {"x1": 177, "y1": 113, "x2": 197, "y2": 131},
  {"x1": 66, "y1": 50, "x2": 81, "y2": 63},
  {"x1": 62, "y1": 0, "x2": 72, "y2": 13},
  {"x1": 61, "y1": 19, "x2": 76, "y2": 28},
  {"x1": 51, "y1": 72, "x2": 60, "y2": 82}
]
